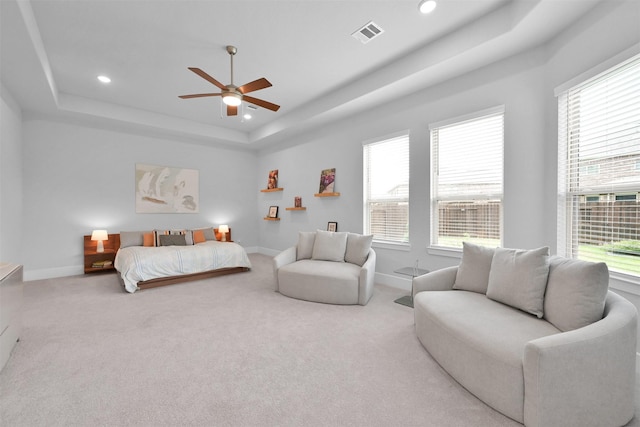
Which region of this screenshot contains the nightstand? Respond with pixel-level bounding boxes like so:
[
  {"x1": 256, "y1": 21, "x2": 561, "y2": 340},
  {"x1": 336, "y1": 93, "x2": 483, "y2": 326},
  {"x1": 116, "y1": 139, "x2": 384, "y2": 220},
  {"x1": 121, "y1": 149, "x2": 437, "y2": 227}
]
[{"x1": 83, "y1": 234, "x2": 120, "y2": 274}]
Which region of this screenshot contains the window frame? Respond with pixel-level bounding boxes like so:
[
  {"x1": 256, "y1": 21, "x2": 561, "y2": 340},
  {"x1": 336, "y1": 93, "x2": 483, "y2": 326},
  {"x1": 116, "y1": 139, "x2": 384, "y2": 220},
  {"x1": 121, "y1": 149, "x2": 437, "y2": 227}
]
[
  {"x1": 556, "y1": 52, "x2": 640, "y2": 282},
  {"x1": 428, "y1": 106, "x2": 505, "y2": 252},
  {"x1": 362, "y1": 130, "x2": 410, "y2": 248}
]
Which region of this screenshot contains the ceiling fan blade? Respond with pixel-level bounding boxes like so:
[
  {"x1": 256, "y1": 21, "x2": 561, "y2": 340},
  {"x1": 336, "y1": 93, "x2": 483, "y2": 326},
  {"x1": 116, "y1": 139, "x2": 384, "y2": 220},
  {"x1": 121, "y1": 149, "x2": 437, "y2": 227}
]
[
  {"x1": 188, "y1": 67, "x2": 227, "y2": 90},
  {"x1": 243, "y1": 95, "x2": 280, "y2": 112},
  {"x1": 227, "y1": 105, "x2": 238, "y2": 116},
  {"x1": 178, "y1": 93, "x2": 221, "y2": 99},
  {"x1": 237, "y1": 78, "x2": 272, "y2": 94}
]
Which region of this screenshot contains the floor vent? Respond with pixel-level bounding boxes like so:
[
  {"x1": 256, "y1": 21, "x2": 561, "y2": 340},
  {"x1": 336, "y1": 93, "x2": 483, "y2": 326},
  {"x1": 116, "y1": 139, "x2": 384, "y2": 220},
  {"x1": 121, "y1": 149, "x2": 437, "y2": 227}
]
[{"x1": 351, "y1": 21, "x2": 384, "y2": 44}]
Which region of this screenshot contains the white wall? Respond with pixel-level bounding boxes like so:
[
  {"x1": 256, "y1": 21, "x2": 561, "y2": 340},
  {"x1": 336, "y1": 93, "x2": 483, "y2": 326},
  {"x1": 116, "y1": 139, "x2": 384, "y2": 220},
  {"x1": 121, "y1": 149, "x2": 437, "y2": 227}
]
[
  {"x1": 0, "y1": 84, "x2": 23, "y2": 265},
  {"x1": 21, "y1": 118, "x2": 259, "y2": 280}
]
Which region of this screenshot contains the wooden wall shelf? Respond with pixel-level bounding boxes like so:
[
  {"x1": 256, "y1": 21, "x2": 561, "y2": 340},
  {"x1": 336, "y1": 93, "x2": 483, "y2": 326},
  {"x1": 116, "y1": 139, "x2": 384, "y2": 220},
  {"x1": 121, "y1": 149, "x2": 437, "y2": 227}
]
[
  {"x1": 314, "y1": 192, "x2": 341, "y2": 197},
  {"x1": 263, "y1": 217, "x2": 281, "y2": 221},
  {"x1": 285, "y1": 207, "x2": 307, "y2": 211},
  {"x1": 260, "y1": 188, "x2": 284, "y2": 193}
]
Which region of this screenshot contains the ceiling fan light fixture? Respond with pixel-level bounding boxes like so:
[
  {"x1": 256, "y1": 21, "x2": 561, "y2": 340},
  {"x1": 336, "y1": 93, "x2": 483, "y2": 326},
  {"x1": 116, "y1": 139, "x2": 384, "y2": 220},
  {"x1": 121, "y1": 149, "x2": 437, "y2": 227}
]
[
  {"x1": 418, "y1": 0, "x2": 437, "y2": 14},
  {"x1": 222, "y1": 92, "x2": 242, "y2": 106}
]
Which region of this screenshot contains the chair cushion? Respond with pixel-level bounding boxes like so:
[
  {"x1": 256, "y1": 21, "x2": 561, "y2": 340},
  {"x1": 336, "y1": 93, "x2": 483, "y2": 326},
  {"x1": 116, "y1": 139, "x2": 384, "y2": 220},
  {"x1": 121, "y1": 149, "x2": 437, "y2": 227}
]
[
  {"x1": 278, "y1": 260, "x2": 360, "y2": 304},
  {"x1": 296, "y1": 231, "x2": 316, "y2": 260},
  {"x1": 311, "y1": 230, "x2": 347, "y2": 262},
  {"x1": 453, "y1": 242, "x2": 495, "y2": 294},
  {"x1": 345, "y1": 233, "x2": 373, "y2": 266},
  {"x1": 543, "y1": 256, "x2": 609, "y2": 332},
  {"x1": 486, "y1": 247, "x2": 550, "y2": 318}
]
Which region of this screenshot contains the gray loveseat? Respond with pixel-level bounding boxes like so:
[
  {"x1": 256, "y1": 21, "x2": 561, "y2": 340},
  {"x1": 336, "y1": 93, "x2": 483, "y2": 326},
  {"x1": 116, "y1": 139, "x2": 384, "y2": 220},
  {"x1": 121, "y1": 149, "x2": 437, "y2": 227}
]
[
  {"x1": 412, "y1": 242, "x2": 637, "y2": 427},
  {"x1": 273, "y1": 230, "x2": 376, "y2": 305}
]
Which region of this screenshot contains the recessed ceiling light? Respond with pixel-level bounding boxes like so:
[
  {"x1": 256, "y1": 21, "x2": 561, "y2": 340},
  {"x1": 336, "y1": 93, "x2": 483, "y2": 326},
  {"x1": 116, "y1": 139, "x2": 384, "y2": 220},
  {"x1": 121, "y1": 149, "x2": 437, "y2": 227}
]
[
  {"x1": 243, "y1": 113, "x2": 252, "y2": 120},
  {"x1": 97, "y1": 75, "x2": 111, "y2": 83},
  {"x1": 418, "y1": 0, "x2": 437, "y2": 14}
]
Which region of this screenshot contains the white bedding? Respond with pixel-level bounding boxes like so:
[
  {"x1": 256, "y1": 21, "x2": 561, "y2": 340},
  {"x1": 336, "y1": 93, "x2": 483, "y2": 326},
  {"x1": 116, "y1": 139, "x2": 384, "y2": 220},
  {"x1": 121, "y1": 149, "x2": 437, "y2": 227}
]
[{"x1": 114, "y1": 241, "x2": 252, "y2": 293}]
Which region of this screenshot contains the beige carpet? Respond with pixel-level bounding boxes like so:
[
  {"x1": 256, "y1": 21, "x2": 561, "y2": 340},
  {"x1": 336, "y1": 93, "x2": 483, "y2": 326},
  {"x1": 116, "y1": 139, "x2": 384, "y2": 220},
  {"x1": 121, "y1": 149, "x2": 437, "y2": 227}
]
[{"x1": 0, "y1": 253, "x2": 638, "y2": 426}]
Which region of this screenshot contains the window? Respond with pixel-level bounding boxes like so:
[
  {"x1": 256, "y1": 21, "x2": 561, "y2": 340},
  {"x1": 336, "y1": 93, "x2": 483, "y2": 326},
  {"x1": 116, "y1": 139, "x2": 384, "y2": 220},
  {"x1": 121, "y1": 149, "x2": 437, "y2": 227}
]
[
  {"x1": 430, "y1": 107, "x2": 504, "y2": 249},
  {"x1": 557, "y1": 54, "x2": 640, "y2": 278},
  {"x1": 363, "y1": 132, "x2": 410, "y2": 244}
]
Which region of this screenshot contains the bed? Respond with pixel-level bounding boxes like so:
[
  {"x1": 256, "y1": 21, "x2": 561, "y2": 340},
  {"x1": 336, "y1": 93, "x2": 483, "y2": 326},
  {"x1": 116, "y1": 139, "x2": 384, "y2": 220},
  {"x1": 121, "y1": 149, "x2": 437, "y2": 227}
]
[{"x1": 114, "y1": 228, "x2": 251, "y2": 293}]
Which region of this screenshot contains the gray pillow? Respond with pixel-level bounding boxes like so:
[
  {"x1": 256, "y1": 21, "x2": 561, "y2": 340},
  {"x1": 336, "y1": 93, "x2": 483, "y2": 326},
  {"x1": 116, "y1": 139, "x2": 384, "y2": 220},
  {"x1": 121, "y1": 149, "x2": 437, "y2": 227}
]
[
  {"x1": 345, "y1": 233, "x2": 373, "y2": 266},
  {"x1": 296, "y1": 231, "x2": 316, "y2": 261},
  {"x1": 120, "y1": 231, "x2": 149, "y2": 248},
  {"x1": 453, "y1": 242, "x2": 495, "y2": 294},
  {"x1": 159, "y1": 234, "x2": 187, "y2": 246},
  {"x1": 311, "y1": 230, "x2": 348, "y2": 262},
  {"x1": 544, "y1": 256, "x2": 609, "y2": 331},
  {"x1": 192, "y1": 227, "x2": 216, "y2": 241},
  {"x1": 486, "y1": 246, "x2": 550, "y2": 318}
]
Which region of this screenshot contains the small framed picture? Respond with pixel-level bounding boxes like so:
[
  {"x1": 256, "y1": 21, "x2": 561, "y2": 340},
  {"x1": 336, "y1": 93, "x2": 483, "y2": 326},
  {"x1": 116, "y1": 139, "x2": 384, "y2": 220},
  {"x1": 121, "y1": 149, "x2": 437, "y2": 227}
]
[
  {"x1": 327, "y1": 221, "x2": 338, "y2": 232},
  {"x1": 268, "y1": 206, "x2": 279, "y2": 218}
]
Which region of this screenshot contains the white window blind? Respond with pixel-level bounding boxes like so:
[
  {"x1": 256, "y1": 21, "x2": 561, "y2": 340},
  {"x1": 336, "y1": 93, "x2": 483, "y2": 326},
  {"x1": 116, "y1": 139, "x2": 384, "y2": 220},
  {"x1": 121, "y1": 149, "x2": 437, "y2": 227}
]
[
  {"x1": 558, "y1": 54, "x2": 640, "y2": 278},
  {"x1": 363, "y1": 133, "x2": 410, "y2": 243},
  {"x1": 430, "y1": 109, "x2": 504, "y2": 249}
]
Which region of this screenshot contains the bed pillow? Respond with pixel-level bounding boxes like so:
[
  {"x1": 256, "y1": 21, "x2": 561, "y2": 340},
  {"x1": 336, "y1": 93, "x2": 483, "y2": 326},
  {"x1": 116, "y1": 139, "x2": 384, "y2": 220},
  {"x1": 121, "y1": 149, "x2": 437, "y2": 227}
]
[
  {"x1": 453, "y1": 242, "x2": 495, "y2": 294},
  {"x1": 345, "y1": 233, "x2": 373, "y2": 266},
  {"x1": 192, "y1": 227, "x2": 216, "y2": 241},
  {"x1": 143, "y1": 232, "x2": 155, "y2": 247},
  {"x1": 192, "y1": 229, "x2": 206, "y2": 244},
  {"x1": 120, "y1": 231, "x2": 151, "y2": 248},
  {"x1": 311, "y1": 230, "x2": 348, "y2": 262},
  {"x1": 544, "y1": 256, "x2": 609, "y2": 332},
  {"x1": 486, "y1": 246, "x2": 550, "y2": 318},
  {"x1": 172, "y1": 229, "x2": 194, "y2": 245},
  {"x1": 159, "y1": 234, "x2": 187, "y2": 246},
  {"x1": 296, "y1": 231, "x2": 316, "y2": 260}
]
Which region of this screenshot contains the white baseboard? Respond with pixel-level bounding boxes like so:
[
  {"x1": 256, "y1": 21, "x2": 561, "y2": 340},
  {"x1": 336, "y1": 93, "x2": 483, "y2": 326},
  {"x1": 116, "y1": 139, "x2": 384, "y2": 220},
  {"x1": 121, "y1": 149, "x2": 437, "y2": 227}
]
[
  {"x1": 375, "y1": 272, "x2": 411, "y2": 291},
  {"x1": 24, "y1": 265, "x2": 83, "y2": 281}
]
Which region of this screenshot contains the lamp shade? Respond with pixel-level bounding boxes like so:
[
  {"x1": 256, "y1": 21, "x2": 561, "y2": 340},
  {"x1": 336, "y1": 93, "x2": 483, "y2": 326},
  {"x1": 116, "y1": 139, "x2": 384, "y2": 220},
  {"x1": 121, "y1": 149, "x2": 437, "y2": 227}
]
[
  {"x1": 91, "y1": 230, "x2": 108, "y2": 241},
  {"x1": 218, "y1": 225, "x2": 229, "y2": 242},
  {"x1": 91, "y1": 229, "x2": 108, "y2": 253}
]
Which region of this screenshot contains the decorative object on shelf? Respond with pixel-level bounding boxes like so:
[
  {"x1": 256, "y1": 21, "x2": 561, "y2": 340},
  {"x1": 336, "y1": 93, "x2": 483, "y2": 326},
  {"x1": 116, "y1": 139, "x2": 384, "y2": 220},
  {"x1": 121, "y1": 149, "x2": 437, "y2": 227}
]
[
  {"x1": 268, "y1": 206, "x2": 279, "y2": 218},
  {"x1": 135, "y1": 163, "x2": 199, "y2": 213},
  {"x1": 218, "y1": 224, "x2": 229, "y2": 242},
  {"x1": 91, "y1": 229, "x2": 108, "y2": 253},
  {"x1": 327, "y1": 222, "x2": 338, "y2": 232},
  {"x1": 318, "y1": 168, "x2": 336, "y2": 194},
  {"x1": 267, "y1": 169, "x2": 279, "y2": 190},
  {"x1": 294, "y1": 196, "x2": 302, "y2": 208}
]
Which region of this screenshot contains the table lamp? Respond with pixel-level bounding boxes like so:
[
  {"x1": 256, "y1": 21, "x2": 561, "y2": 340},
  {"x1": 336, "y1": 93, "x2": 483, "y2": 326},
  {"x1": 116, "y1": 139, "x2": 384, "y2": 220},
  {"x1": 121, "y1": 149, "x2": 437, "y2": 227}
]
[
  {"x1": 218, "y1": 225, "x2": 229, "y2": 242},
  {"x1": 91, "y1": 229, "x2": 108, "y2": 253}
]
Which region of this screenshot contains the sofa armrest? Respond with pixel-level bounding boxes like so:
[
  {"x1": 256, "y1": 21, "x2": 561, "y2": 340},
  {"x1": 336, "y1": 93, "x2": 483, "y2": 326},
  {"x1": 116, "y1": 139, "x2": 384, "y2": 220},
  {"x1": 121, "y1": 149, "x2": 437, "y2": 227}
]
[
  {"x1": 523, "y1": 291, "x2": 638, "y2": 427},
  {"x1": 358, "y1": 248, "x2": 376, "y2": 306},
  {"x1": 272, "y1": 246, "x2": 297, "y2": 291},
  {"x1": 412, "y1": 266, "x2": 458, "y2": 298}
]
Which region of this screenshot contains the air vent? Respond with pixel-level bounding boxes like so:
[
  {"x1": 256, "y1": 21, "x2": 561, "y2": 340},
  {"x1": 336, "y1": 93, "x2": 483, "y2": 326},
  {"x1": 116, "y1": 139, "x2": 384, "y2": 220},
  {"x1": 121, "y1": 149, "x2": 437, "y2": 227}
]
[{"x1": 351, "y1": 21, "x2": 384, "y2": 44}]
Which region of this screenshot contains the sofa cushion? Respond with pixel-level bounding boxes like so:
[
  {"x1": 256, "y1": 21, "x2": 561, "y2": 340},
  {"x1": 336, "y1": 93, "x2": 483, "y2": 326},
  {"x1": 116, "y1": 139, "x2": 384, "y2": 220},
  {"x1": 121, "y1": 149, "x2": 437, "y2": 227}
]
[
  {"x1": 453, "y1": 242, "x2": 495, "y2": 294},
  {"x1": 543, "y1": 256, "x2": 609, "y2": 332},
  {"x1": 486, "y1": 247, "x2": 550, "y2": 318},
  {"x1": 296, "y1": 231, "x2": 316, "y2": 260},
  {"x1": 311, "y1": 230, "x2": 348, "y2": 262},
  {"x1": 345, "y1": 233, "x2": 373, "y2": 266},
  {"x1": 414, "y1": 290, "x2": 560, "y2": 423},
  {"x1": 278, "y1": 260, "x2": 361, "y2": 304}
]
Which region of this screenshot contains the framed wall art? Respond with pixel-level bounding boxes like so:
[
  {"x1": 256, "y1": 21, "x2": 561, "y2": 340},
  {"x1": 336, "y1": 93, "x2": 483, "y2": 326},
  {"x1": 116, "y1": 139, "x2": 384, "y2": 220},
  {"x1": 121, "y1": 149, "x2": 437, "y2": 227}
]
[
  {"x1": 135, "y1": 163, "x2": 199, "y2": 213},
  {"x1": 318, "y1": 168, "x2": 336, "y2": 193},
  {"x1": 327, "y1": 221, "x2": 338, "y2": 232},
  {"x1": 268, "y1": 206, "x2": 279, "y2": 218}
]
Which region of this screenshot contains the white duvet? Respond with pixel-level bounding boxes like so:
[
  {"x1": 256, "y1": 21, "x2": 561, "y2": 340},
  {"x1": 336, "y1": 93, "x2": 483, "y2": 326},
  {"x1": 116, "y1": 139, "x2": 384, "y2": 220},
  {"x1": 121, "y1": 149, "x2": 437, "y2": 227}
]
[{"x1": 114, "y1": 241, "x2": 252, "y2": 293}]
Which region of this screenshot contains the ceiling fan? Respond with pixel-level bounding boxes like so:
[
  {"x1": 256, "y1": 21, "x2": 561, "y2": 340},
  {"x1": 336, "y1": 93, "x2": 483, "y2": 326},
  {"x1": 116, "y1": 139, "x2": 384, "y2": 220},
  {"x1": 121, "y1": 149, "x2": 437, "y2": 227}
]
[{"x1": 179, "y1": 45, "x2": 280, "y2": 116}]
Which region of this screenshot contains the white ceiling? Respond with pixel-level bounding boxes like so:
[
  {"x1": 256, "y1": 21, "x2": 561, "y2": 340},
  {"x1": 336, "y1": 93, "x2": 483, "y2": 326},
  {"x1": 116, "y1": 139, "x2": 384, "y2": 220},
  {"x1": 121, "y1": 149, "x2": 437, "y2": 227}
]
[{"x1": 1, "y1": 0, "x2": 601, "y2": 148}]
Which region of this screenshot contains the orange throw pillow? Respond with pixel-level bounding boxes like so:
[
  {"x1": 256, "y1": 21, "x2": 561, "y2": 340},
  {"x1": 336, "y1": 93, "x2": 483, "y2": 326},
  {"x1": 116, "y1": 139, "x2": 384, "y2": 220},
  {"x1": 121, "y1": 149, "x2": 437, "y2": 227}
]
[{"x1": 193, "y1": 229, "x2": 206, "y2": 243}]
